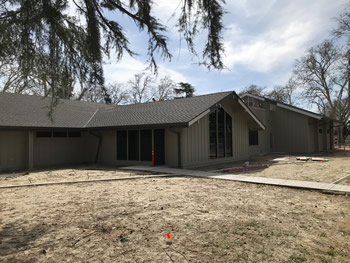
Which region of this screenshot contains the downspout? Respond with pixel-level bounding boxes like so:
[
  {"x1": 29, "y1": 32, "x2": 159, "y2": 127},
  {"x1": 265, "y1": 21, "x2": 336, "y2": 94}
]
[
  {"x1": 168, "y1": 128, "x2": 182, "y2": 168},
  {"x1": 89, "y1": 131, "x2": 103, "y2": 164}
]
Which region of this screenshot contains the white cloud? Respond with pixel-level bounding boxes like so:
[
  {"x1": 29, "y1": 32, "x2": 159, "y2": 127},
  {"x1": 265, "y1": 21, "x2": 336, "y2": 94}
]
[
  {"x1": 227, "y1": 0, "x2": 277, "y2": 17},
  {"x1": 222, "y1": 0, "x2": 348, "y2": 73},
  {"x1": 223, "y1": 20, "x2": 315, "y2": 73},
  {"x1": 103, "y1": 55, "x2": 189, "y2": 85}
]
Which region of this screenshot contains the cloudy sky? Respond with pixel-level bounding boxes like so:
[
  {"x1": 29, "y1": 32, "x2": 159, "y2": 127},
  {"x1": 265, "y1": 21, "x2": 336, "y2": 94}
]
[{"x1": 97, "y1": 0, "x2": 349, "y2": 95}]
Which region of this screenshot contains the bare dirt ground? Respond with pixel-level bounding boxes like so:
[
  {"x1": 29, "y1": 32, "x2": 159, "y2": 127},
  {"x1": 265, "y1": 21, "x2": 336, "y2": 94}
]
[
  {"x1": 1, "y1": 176, "x2": 349, "y2": 263},
  {"x1": 0, "y1": 168, "x2": 155, "y2": 187},
  {"x1": 199, "y1": 148, "x2": 350, "y2": 185}
]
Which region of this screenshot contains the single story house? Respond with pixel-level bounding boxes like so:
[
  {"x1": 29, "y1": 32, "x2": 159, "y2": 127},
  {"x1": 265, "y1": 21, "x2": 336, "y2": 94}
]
[
  {"x1": 0, "y1": 91, "x2": 265, "y2": 172},
  {"x1": 241, "y1": 93, "x2": 342, "y2": 156},
  {"x1": 0, "y1": 91, "x2": 341, "y2": 172}
]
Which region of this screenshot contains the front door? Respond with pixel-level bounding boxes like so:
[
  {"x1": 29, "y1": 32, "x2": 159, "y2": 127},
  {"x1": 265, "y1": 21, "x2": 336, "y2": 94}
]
[{"x1": 154, "y1": 129, "x2": 165, "y2": 165}]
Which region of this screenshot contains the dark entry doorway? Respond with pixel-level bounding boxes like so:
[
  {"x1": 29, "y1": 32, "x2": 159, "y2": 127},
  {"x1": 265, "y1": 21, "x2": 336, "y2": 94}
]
[
  {"x1": 140, "y1": 129, "x2": 152, "y2": 161},
  {"x1": 154, "y1": 129, "x2": 165, "y2": 165}
]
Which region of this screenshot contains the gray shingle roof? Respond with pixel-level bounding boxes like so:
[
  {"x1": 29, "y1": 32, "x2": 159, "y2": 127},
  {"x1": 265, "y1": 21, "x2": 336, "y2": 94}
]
[
  {"x1": 0, "y1": 91, "x2": 233, "y2": 129},
  {"x1": 0, "y1": 92, "x2": 107, "y2": 128},
  {"x1": 87, "y1": 92, "x2": 232, "y2": 128}
]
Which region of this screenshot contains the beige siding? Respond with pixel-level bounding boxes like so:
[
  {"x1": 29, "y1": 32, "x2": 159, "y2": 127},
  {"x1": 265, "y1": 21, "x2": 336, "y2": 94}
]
[
  {"x1": 308, "y1": 123, "x2": 317, "y2": 153},
  {"x1": 249, "y1": 107, "x2": 271, "y2": 156},
  {"x1": 0, "y1": 130, "x2": 28, "y2": 171},
  {"x1": 271, "y1": 107, "x2": 310, "y2": 153},
  {"x1": 181, "y1": 99, "x2": 250, "y2": 168},
  {"x1": 326, "y1": 125, "x2": 331, "y2": 150},
  {"x1": 315, "y1": 123, "x2": 331, "y2": 151},
  {"x1": 317, "y1": 126, "x2": 324, "y2": 152},
  {"x1": 34, "y1": 134, "x2": 87, "y2": 168},
  {"x1": 165, "y1": 129, "x2": 179, "y2": 167},
  {"x1": 181, "y1": 114, "x2": 209, "y2": 167},
  {"x1": 83, "y1": 132, "x2": 100, "y2": 163},
  {"x1": 231, "y1": 110, "x2": 249, "y2": 160},
  {"x1": 246, "y1": 99, "x2": 335, "y2": 154},
  {"x1": 98, "y1": 130, "x2": 116, "y2": 165}
]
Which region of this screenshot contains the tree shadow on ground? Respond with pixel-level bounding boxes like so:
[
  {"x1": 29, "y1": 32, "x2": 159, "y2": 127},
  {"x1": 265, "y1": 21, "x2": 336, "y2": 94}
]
[{"x1": 0, "y1": 222, "x2": 49, "y2": 258}]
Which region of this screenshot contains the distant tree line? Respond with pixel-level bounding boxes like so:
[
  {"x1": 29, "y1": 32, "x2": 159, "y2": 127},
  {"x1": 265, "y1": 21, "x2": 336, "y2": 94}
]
[{"x1": 70, "y1": 72, "x2": 194, "y2": 104}]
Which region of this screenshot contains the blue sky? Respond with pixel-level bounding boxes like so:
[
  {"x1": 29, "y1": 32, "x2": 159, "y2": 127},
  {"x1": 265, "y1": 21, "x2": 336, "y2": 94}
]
[{"x1": 71, "y1": 0, "x2": 349, "y2": 96}]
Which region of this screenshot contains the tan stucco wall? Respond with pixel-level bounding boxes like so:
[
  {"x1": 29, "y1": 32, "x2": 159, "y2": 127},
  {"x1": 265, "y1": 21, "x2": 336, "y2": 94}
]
[{"x1": 0, "y1": 130, "x2": 28, "y2": 171}]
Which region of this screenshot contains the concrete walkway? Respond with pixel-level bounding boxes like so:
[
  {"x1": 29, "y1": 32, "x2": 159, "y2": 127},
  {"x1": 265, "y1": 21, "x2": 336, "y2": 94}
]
[{"x1": 121, "y1": 165, "x2": 350, "y2": 194}]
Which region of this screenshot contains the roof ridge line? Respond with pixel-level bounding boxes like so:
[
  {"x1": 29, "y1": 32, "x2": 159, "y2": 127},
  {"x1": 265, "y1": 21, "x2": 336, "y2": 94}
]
[{"x1": 84, "y1": 108, "x2": 100, "y2": 128}]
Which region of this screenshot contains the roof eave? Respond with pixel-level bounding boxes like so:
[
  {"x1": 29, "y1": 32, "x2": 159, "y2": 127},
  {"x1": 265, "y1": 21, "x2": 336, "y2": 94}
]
[
  {"x1": 87, "y1": 122, "x2": 189, "y2": 130},
  {"x1": 235, "y1": 92, "x2": 265, "y2": 130}
]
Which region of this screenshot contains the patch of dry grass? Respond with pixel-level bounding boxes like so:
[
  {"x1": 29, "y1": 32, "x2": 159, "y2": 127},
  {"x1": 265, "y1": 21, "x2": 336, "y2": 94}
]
[
  {"x1": 198, "y1": 149, "x2": 350, "y2": 185},
  {"x1": 0, "y1": 177, "x2": 349, "y2": 262},
  {"x1": 0, "y1": 168, "x2": 153, "y2": 187}
]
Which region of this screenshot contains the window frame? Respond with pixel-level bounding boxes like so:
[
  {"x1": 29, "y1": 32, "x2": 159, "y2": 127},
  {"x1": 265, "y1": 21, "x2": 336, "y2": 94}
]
[
  {"x1": 209, "y1": 108, "x2": 233, "y2": 159},
  {"x1": 249, "y1": 129, "x2": 259, "y2": 146}
]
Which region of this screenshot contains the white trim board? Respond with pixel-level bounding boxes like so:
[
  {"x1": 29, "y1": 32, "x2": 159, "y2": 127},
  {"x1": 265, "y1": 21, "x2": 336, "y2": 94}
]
[
  {"x1": 238, "y1": 100, "x2": 265, "y2": 130},
  {"x1": 188, "y1": 109, "x2": 210, "y2": 127},
  {"x1": 276, "y1": 103, "x2": 322, "y2": 120},
  {"x1": 240, "y1": 93, "x2": 265, "y2": 101},
  {"x1": 240, "y1": 93, "x2": 323, "y2": 121}
]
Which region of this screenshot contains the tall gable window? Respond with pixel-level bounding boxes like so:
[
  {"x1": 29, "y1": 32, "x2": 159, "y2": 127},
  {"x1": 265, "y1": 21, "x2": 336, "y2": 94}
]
[
  {"x1": 209, "y1": 108, "x2": 233, "y2": 159},
  {"x1": 226, "y1": 113, "x2": 232, "y2": 157},
  {"x1": 209, "y1": 110, "x2": 217, "y2": 159}
]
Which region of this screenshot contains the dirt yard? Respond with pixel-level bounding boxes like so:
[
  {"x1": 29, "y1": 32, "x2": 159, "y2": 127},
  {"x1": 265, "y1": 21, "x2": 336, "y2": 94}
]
[
  {"x1": 0, "y1": 168, "x2": 155, "y2": 187},
  {"x1": 1, "y1": 175, "x2": 349, "y2": 263},
  {"x1": 249, "y1": 153, "x2": 350, "y2": 185},
  {"x1": 199, "y1": 148, "x2": 350, "y2": 185}
]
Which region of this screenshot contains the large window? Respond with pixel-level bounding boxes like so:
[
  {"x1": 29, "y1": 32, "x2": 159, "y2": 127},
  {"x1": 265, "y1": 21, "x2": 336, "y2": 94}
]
[
  {"x1": 117, "y1": 129, "x2": 155, "y2": 162},
  {"x1": 209, "y1": 111, "x2": 217, "y2": 159},
  {"x1": 226, "y1": 113, "x2": 232, "y2": 157},
  {"x1": 36, "y1": 131, "x2": 81, "y2": 138},
  {"x1": 249, "y1": 129, "x2": 259, "y2": 145},
  {"x1": 36, "y1": 131, "x2": 52, "y2": 138},
  {"x1": 128, "y1": 130, "x2": 139, "y2": 161},
  {"x1": 209, "y1": 109, "x2": 233, "y2": 159},
  {"x1": 217, "y1": 108, "x2": 225, "y2": 158},
  {"x1": 140, "y1": 130, "x2": 152, "y2": 161}
]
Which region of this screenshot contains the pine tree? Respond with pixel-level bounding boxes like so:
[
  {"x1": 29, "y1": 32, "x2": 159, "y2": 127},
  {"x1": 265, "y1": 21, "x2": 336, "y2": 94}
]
[
  {"x1": 0, "y1": 0, "x2": 225, "y2": 102},
  {"x1": 174, "y1": 82, "x2": 195, "y2": 98}
]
